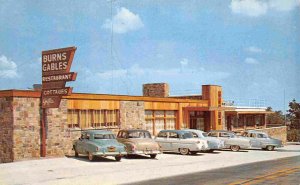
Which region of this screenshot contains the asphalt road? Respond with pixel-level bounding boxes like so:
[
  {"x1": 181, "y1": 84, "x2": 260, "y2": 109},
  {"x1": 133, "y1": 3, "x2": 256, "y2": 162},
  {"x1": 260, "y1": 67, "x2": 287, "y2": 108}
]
[{"x1": 129, "y1": 155, "x2": 300, "y2": 185}]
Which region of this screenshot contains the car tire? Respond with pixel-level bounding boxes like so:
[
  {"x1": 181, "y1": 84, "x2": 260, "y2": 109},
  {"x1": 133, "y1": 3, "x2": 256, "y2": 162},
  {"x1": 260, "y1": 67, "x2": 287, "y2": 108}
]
[
  {"x1": 207, "y1": 149, "x2": 214, "y2": 153},
  {"x1": 190, "y1": 151, "x2": 198, "y2": 155},
  {"x1": 73, "y1": 146, "x2": 79, "y2": 157},
  {"x1": 115, "y1": 156, "x2": 122, "y2": 161},
  {"x1": 179, "y1": 148, "x2": 189, "y2": 155},
  {"x1": 150, "y1": 154, "x2": 157, "y2": 159},
  {"x1": 266, "y1": 145, "x2": 275, "y2": 151},
  {"x1": 88, "y1": 152, "x2": 94, "y2": 161},
  {"x1": 230, "y1": 145, "x2": 240, "y2": 152}
]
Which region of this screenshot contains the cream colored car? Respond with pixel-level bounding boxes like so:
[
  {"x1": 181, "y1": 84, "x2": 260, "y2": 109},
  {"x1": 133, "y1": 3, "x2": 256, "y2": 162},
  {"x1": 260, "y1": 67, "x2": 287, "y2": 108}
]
[{"x1": 117, "y1": 129, "x2": 161, "y2": 159}]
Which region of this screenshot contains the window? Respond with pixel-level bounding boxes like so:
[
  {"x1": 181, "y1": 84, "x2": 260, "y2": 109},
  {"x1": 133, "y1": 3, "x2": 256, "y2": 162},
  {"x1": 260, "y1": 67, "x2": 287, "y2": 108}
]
[
  {"x1": 145, "y1": 110, "x2": 177, "y2": 135},
  {"x1": 257, "y1": 133, "x2": 267, "y2": 138},
  {"x1": 128, "y1": 131, "x2": 151, "y2": 138},
  {"x1": 220, "y1": 132, "x2": 231, "y2": 137},
  {"x1": 94, "y1": 134, "x2": 116, "y2": 139},
  {"x1": 191, "y1": 132, "x2": 198, "y2": 138},
  {"x1": 169, "y1": 132, "x2": 179, "y2": 138},
  {"x1": 182, "y1": 133, "x2": 193, "y2": 139},
  {"x1": 157, "y1": 132, "x2": 167, "y2": 138},
  {"x1": 208, "y1": 132, "x2": 218, "y2": 137}
]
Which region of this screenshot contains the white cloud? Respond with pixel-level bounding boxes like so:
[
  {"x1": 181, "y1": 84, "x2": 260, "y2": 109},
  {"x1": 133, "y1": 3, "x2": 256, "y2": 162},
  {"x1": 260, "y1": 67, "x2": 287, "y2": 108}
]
[
  {"x1": 102, "y1": 7, "x2": 144, "y2": 34},
  {"x1": 230, "y1": 0, "x2": 268, "y2": 17},
  {"x1": 230, "y1": 0, "x2": 300, "y2": 17},
  {"x1": 0, "y1": 55, "x2": 18, "y2": 78},
  {"x1": 245, "y1": 57, "x2": 259, "y2": 64},
  {"x1": 269, "y1": 0, "x2": 300, "y2": 11},
  {"x1": 246, "y1": 46, "x2": 263, "y2": 53}
]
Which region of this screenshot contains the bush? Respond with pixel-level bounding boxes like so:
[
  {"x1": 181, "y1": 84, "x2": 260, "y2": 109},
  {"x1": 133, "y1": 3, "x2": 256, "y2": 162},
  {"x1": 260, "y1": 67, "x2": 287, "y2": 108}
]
[{"x1": 287, "y1": 129, "x2": 300, "y2": 142}]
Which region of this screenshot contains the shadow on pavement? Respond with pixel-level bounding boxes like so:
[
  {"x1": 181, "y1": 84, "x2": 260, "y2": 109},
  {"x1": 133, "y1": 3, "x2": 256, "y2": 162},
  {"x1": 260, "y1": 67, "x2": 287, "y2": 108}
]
[
  {"x1": 162, "y1": 152, "x2": 204, "y2": 156},
  {"x1": 124, "y1": 155, "x2": 157, "y2": 160},
  {"x1": 66, "y1": 155, "x2": 118, "y2": 162}
]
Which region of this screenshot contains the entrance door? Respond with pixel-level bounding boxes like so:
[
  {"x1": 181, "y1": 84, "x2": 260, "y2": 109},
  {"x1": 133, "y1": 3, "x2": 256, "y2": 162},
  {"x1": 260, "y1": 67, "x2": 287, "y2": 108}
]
[{"x1": 189, "y1": 111, "x2": 205, "y2": 131}]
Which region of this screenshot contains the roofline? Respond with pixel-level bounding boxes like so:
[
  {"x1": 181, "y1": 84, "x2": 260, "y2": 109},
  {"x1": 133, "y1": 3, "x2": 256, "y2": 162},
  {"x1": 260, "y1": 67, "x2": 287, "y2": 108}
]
[{"x1": 0, "y1": 89, "x2": 209, "y2": 103}]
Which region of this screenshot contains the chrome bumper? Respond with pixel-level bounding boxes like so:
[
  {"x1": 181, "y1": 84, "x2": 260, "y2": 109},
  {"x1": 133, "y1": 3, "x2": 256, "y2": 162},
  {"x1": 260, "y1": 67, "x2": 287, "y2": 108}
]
[
  {"x1": 128, "y1": 150, "x2": 161, "y2": 155},
  {"x1": 92, "y1": 151, "x2": 127, "y2": 156}
]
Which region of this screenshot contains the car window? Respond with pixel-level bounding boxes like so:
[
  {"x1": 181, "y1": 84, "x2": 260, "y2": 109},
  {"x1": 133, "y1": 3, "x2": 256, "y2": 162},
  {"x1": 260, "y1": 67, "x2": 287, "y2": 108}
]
[
  {"x1": 117, "y1": 131, "x2": 122, "y2": 138},
  {"x1": 202, "y1": 132, "x2": 208, "y2": 137},
  {"x1": 94, "y1": 134, "x2": 116, "y2": 139},
  {"x1": 208, "y1": 132, "x2": 218, "y2": 137},
  {"x1": 128, "y1": 131, "x2": 151, "y2": 138},
  {"x1": 169, "y1": 132, "x2": 179, "y2": 138},
  {"x1": 249, "y1": 133, "x2": 256, "y2": 138},
  {"x1": 182, "y1": 132, "x2": 193, "y2": 139},
  {"x1": 257, "y1": 133, "x2": 267, "y2": 138},
  {"x1": 157, "y1": 132, "x2": 167, "y2": 138},
  {"x1": 191, "y1": 132, "x2": 198, "y2": 138},
  {"x1": 220, "y1": 132, "x2": 231, "y2": 137}
]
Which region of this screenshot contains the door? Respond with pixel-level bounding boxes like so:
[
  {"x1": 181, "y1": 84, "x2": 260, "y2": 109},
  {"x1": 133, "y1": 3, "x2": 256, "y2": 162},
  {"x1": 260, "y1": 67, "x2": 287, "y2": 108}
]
[{"x1": 156, "y1": 132, "x2": 169, "y2": 151}]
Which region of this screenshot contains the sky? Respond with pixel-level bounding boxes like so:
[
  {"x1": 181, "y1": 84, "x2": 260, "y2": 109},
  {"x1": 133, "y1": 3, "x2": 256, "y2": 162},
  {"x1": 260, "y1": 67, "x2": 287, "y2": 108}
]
[{"x1": 0, "y1": 0, "x2": 299, "y2": 111}]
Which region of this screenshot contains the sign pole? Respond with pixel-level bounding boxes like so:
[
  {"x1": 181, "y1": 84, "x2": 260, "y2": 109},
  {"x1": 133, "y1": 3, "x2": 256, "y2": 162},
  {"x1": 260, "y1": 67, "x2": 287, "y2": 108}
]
[{"x1": 41, "y1": 108, "x2": 46, "y2": 157}]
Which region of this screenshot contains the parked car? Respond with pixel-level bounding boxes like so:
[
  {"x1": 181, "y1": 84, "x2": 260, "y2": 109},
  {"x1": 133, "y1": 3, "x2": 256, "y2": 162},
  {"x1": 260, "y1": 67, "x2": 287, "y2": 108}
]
[
  {"x1": 117, "y1": 129, "x2": 161, "y2": 159},
  {"x1": 242, "y1": 130, "x2": 283, "y2": 151},
  {"x1": 184, "y1": 129, "x2": 225, "y2": 152},
  {"x1": 207, "y1": 130, "x2": 251, "y2": 152},
  {"x1": 155, "y1": 130, "x2": 208, "y2": 155},
  {"x1": 73, "y1": 130, "x2": 127, "y2": 161}
]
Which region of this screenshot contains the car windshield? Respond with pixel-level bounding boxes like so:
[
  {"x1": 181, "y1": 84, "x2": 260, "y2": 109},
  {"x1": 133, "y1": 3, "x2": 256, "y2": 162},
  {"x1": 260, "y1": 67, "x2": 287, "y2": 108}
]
[
  {"x1": 94, "y1": 134, "x2": 116, "y2": 139},
  {"x1": 128, "y1": 131, "x2": 151, "y2": 138},
  {"x1": 182, "y1": 132, "x2": 194, "y2": 139},
  {"x1": 202, "y1": 132, "x2": 208, "y2": 137}
]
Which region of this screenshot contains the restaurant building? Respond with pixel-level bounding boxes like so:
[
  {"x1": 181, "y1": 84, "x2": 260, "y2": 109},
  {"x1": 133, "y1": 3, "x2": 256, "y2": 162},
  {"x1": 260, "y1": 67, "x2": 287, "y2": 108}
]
[{"x1": 0, "y1": 83, "x2": 286, "y2": 163}]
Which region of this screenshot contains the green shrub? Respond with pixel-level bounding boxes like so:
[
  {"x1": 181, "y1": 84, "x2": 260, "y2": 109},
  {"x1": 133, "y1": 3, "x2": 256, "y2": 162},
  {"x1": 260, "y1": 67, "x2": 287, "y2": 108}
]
[{"x1": 287, "y1": 129, "x2": 300, "y2": 142}]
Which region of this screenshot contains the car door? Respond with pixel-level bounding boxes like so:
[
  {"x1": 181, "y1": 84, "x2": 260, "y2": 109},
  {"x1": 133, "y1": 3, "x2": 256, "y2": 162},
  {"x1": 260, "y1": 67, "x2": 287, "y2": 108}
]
[
  {"x1": 156, "y1": 132, "x2": 169, "y2": 151},
  {"x1": 256, "y1": 133, "x2": 268, "y2": 147},
  {"x1": 248, "y1": 133, "x2": 261, "y2": 148},
  {"x1": 168, "y1": 132, "x2": 181, "y2": 151}
]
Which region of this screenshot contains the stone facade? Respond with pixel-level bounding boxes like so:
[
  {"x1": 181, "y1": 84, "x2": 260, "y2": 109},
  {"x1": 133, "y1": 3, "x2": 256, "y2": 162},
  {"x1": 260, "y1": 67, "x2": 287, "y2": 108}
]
[
  {"x1": 0, "y1": 97, "x2": 14, "y2": 163},
  {"x1": 12, "y1": 97, "x2": 41, "y2": 161},
  {"x1": 44, "y1": 99, "x2": 68, "y2": 157},
  {"x1": 119, "y1": 101, "x2": 146, "y2": 130},
  {"x1": 143, "y1": 83, "x2": 169, "y2": 97}
]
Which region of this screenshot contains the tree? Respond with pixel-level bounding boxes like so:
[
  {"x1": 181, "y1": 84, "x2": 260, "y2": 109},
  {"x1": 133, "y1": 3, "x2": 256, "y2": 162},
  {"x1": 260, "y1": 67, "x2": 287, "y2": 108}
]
[
  {"x1": 266, "y1": 107, "x2": 285, "y2": 125},
  {"x1": 287, "y1": 99, "x2": 300, "y2": 129}
]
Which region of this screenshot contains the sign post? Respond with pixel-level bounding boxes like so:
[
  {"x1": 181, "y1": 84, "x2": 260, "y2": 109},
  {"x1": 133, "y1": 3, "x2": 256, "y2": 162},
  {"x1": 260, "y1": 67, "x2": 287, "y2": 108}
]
[{"x1": 41, "y1": 46, "x2": 77, "y2": 157}]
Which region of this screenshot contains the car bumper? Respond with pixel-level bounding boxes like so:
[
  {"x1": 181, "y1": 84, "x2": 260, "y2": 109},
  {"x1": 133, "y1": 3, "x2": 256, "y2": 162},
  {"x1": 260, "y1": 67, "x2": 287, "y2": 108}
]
[
  {"x1": 128, "y1": 150, "x2": 161, "y2": 155},
  {"x1": 92, "y1": 151, "x2": 127, "y2": 157}
]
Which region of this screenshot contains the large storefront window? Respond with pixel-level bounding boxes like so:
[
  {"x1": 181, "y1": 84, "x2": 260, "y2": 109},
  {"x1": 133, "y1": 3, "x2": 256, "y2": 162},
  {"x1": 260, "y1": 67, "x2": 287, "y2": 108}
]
[
  {"x1": 145, "y1": 110, "x2": 177, "y2": 135},
  {"x1": 67, "y1": 109, "x2": 119, "y2": 129}
]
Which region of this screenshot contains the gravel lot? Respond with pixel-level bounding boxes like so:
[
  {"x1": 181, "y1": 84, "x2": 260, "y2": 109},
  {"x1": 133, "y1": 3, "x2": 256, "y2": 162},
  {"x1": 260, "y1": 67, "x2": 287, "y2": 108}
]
[{"x1": 0, "y1": 144, "x2": 300, "y2": 185}]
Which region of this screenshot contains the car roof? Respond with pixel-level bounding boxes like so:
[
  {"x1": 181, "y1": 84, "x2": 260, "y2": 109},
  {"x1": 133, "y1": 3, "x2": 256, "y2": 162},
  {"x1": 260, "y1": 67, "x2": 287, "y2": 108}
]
[
  {"x1": 208, "y1": 130, "x2": 234, "y2": 133},
  {"x1": 119, "y1": 129, "x2": 150, "y2": 133},
  {"x1": 158, "y1": 130, "x2": 190, "y2": 134},
  {"x1": 82, "y1": 130, "x2": 113, "y2": 135},
  {"x1": 246, "y1": 130, "x2": 267, "y2": 135},
  {"x1": 183, "y1": 129, "x2": 205, "y2": 133}
]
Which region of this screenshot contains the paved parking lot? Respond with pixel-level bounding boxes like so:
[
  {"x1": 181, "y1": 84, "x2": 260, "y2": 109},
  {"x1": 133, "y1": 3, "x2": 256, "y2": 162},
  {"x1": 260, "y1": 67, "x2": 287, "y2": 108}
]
[{"x1": 0, "y1": 145, "x2": 300, "y2": 185}]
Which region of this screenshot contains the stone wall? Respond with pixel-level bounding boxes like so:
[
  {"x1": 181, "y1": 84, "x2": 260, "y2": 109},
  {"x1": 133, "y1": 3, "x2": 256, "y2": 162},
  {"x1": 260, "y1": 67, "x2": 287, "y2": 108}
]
[
  {"x1": 143, "y1": 83, "x2": 169, "y2": 97},
  {"x1": 12, "y1": 97, "x2": 41, "y2": 161},
  {"x1": 119, "y1": 101, "x2": 146, "y2": 129},
  {"x1": 256, "y1": 126, "x2": 287, "y2": 144},
  {"x1": 0, "y1": 97, "x2": 14, "y2": 163},
  {"x1": 44, "y1": 99, "x2": 68, "y2": 157}
]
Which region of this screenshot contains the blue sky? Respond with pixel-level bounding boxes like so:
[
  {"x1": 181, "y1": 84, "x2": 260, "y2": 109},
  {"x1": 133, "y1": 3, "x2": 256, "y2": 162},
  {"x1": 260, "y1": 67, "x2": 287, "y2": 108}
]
[{"x1": 0, "y1": 0, "x2": 299, "y2": 111}]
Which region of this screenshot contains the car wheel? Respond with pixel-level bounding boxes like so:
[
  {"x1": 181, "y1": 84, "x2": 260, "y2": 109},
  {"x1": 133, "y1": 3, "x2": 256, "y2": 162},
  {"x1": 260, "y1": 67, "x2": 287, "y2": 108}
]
[
  {"x1": 150, "y1": 154, "x2": 157, "y2": 159},
  {"x1": 88, "y1": 152, "x2": 94, "y2": 161},
  {"x1": 230, "y1": 145, "x2": 240, "y2": 152},
  {"x1": 179, "y1": 148, "x2": 189, "y2": 155},
  {"x1": 115, "y1": 156, "x2": 122, "y2": 161},
  {"x1": 73, "y1": 146, "x2": 79, "y2": 157},
  {"x1": 190, "y1": 151, "x2": 198, "y2": 155},
  {"x1": 266, "y1": 145, "x2": 275, "y2": 151}
]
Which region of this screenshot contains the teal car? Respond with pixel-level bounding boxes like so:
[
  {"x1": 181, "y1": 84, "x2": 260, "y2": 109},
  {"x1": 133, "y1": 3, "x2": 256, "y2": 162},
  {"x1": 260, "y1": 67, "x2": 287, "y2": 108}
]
[{"x1": 73, "y1": 130, "x2": 127, "y2": 161}]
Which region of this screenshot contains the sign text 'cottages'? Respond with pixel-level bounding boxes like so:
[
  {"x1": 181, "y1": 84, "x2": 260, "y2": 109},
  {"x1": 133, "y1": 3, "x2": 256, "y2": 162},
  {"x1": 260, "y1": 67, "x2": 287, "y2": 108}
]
[{"x1": 42, "y1": 47, "x2": 77, "y2": 108}]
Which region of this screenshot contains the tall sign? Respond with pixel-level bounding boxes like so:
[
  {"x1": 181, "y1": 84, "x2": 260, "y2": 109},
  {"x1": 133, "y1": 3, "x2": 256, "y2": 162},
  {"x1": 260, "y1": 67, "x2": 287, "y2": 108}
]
[{"x1": 41, "y1": 47, "x2": 77, "y2": 108}]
